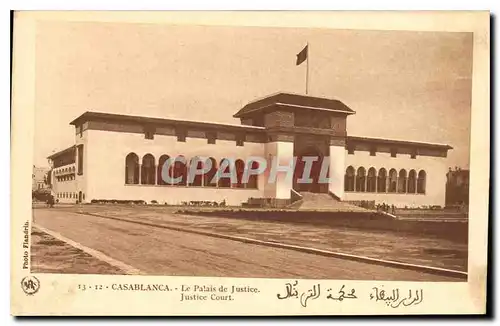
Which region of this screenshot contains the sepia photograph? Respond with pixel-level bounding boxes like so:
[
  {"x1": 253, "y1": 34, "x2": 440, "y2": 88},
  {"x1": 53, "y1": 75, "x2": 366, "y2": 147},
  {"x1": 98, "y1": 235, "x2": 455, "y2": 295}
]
[{"x1": 11, "y1": 10, "x2": 489, "y2": 315}]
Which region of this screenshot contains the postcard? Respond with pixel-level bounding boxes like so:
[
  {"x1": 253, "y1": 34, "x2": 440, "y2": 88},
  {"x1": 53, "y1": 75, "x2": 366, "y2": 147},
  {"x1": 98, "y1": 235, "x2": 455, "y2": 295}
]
[{"x1": 11, "y1": 10, "x2": 489, "y2": 315}]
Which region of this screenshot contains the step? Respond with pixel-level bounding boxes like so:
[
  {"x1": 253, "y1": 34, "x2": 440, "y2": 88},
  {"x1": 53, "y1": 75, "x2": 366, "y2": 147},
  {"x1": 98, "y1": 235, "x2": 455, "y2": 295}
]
[{"x1": 293, "y1": 192, "x2": 373, "y2": 213}]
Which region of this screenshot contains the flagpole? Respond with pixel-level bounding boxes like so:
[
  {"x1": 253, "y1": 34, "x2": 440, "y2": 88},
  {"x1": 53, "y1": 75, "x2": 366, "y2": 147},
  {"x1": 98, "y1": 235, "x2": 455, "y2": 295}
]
[{"x1": 305, "y1": 42, "x2": 309, "y2": 95}]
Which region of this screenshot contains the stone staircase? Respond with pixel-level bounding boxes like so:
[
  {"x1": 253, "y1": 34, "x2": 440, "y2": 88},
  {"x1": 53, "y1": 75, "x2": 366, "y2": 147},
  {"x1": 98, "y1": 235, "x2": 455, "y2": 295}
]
[{"x1": 290, "y1": 192, "x2": 373, "y2": 213}]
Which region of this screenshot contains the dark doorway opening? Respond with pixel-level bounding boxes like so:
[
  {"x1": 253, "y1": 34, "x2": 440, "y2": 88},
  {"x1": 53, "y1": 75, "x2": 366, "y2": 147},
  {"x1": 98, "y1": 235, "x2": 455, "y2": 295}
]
[{"x1": 293, "y1": 147, "x2": 328, "y2": 193}]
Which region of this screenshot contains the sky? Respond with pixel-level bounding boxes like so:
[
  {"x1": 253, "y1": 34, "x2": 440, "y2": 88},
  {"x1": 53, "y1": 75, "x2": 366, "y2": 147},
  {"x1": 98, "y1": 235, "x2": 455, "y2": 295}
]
[{"x1": 34, "y1": 21, "x2": 473, "y2": 168}]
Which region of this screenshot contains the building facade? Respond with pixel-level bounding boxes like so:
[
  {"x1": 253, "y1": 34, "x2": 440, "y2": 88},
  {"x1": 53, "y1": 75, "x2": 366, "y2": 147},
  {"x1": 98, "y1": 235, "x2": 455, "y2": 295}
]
[
  {"x1": 47, "y1": 93, "x2": 452, "y2": 207},
  {"x1": 32, "y1": 166, "x2": 50, "y2": 192},
  {"x1": 445, "y1": 168, "x2": 470, "y2": 206}
]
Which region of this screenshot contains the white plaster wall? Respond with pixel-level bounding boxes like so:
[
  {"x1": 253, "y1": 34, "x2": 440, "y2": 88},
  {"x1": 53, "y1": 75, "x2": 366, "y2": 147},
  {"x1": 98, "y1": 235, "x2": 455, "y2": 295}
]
[
  {"x1": 343, "y1": 150, "x2": 448, "y2": 207},
  {"x1": 264, "y1": 141, "x2": 294, "y2": 199},
  {"x1": 75, "y1": 132, "x2": 88, "y2": 202},
  {"x1": 328, "y1": 145, "x2": 346, "y2": 199},
  {"x1": 263, "y1": 143, "x2": 276, "y2": 199},
  {"x1": 100, "y1": 186, "x2": 260, "y2": 206},
  {"x1": 84, "y1": 130, "x2": 265, "y2": 205}
]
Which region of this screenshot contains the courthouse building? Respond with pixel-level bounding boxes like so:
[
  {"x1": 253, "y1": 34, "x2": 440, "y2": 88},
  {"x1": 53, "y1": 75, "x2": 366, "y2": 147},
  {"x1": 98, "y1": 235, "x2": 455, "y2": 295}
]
[{"x1": 47, "y1": 93, "x2": 452, "y2": 208}]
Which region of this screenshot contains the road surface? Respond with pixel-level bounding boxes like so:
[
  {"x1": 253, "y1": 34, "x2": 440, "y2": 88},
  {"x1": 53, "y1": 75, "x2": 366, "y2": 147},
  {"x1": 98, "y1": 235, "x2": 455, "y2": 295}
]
[{"x1": 32, "y1": 208, "x2": 462, "y2": 281}]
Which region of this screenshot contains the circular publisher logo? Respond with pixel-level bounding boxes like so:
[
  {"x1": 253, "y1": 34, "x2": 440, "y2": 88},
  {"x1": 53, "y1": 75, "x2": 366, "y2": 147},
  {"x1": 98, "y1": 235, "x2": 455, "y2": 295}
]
[{"x1": 21, "y1": 276, "x2": 40, "y2": 295}]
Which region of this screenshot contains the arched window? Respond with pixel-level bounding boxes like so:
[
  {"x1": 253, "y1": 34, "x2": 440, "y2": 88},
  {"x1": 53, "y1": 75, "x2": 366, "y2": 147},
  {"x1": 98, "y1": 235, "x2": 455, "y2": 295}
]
[
  {"x1": 188, "y1": 157, "x2": 203, "y2": 187},
  {"x1": 218, "y1": 158, "x2": 232, "y2": 188},
  {"x1": 408, "y1": 170, "x2": 417, "y2": 194},
  {"x1": 203, "y1": 157, "x2": 217, "y2": 187},
  {"x1": 172, "y1": 156, "x2": 187, "y2": 186},
  {"x1": 355, "y1": 167, "x2": 366, "y2": 192},
  {"x1": 417, "y1": 170, "x2": 426, "y2": 194},
  {"x1": 247, "y1": 160, "x2": 259, "y2": 189},
  {"x1": 157, "y1": 155, "x2": 170, "y2": 185},
  {"x1": 398, "y1": 169, "x2": 407, "y2": 193},
  {"x1": 388, "y1": 168, "x2": 398, "y2": 193},
  {"x1": 233, "y1": 159, "x2": 245, "y2": 188},
  {"x1": 125, "y1": 153, "x2": 139, "y2": 184},
  {"x1": 377, "y1": 168, "x2": 387, "y2": 193},
  {"x1": 367, "y1": 167, "x2": 377, "y2": 192},
  {"x1": 141, "y1": 154, "x2": 156, "y2": 185},
  {"x1": 344, "y1": 166, "x2": 355, "y2": 191}
]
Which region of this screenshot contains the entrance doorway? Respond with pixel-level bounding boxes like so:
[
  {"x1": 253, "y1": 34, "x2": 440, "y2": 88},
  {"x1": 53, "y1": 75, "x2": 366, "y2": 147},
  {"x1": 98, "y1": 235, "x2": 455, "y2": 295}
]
[
  {"x1": 293, "y1": 146, "x2": 327, "y2": 193},
  {"x1": 78, "y1": 191, "x2": 82, "y2": 203}
]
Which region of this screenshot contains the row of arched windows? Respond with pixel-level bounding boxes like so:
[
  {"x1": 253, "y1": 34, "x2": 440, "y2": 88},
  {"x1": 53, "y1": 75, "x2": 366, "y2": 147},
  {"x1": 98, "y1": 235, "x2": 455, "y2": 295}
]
[
  {"x1": 125, "y1": 153, "x2": 259, "y2": 189},
  {"x1": 345, "y1": 167, "x2": 426, "y2": 194}
]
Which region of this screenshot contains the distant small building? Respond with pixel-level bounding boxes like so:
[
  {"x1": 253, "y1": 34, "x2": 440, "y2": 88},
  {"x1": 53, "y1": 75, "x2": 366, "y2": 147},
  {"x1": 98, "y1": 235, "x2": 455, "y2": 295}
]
[
  {"x1": 446, "y1": 168, "x2": 469, "y2": 206},
  {"x1": 32, "y1": 166, "x2": 50, "y2": 192}
]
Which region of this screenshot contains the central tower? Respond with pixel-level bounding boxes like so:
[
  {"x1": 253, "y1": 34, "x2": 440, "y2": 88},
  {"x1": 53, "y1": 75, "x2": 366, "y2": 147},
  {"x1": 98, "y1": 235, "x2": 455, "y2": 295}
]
[{"x1": 234, "y1": 92, "x2": 355, "y2": 201}]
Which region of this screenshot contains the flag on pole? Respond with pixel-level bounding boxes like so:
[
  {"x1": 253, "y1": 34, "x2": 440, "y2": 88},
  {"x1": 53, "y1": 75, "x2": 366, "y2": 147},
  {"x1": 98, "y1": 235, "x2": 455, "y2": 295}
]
[{"x1": 296, "y1": 45, "x2": 308, "y2": 66}]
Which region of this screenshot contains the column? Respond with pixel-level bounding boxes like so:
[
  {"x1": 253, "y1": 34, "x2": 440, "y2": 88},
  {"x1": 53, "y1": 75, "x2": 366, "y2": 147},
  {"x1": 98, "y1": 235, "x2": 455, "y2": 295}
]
[
  {"x1": 154, "y1": 164, "x2": 157, "y2": 185},
  {"x1": 328, "y1": 143, "x2": 346, "y2": 199},
  {"x1": 138, "y1": 164, "x2": 141, "y2": 184}
]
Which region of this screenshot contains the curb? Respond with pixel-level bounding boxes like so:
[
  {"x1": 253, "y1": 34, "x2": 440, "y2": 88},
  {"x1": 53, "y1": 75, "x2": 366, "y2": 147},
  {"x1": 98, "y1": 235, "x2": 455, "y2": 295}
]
[{"x1": 75, "y1": 211, "x2": 467, "y2": 280}]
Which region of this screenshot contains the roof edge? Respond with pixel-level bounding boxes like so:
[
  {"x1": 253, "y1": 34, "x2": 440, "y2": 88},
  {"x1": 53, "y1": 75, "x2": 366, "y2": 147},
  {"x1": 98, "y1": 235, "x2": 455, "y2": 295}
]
[
  {"x1": 69, "y1": 111, "x2": 267, "y2": 131},
  {"x1": 234, "y1": 92, "x2": 355, "y2": 118},
  {"x1": 347, "y1": 135, "x2": 453, "y2": 150},
  {"x1": 47, "y1": 145, "x2": 76, "y2": 160}
]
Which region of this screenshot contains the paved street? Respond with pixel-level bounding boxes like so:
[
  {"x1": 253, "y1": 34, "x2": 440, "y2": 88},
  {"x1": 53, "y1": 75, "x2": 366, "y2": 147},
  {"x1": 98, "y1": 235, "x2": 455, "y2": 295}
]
[
  {"x1": 33, "y1": 208, "x2": 462, "y2": 281},
  {"x1": 67, "y1": 205, "x2": 468, "y2": 271}
]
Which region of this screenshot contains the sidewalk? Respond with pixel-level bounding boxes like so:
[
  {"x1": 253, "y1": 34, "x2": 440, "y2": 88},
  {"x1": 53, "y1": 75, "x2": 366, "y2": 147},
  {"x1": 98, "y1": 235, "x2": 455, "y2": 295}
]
[{"x1": 31, "y1": 227, "x2": 124, "y2": 274}]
